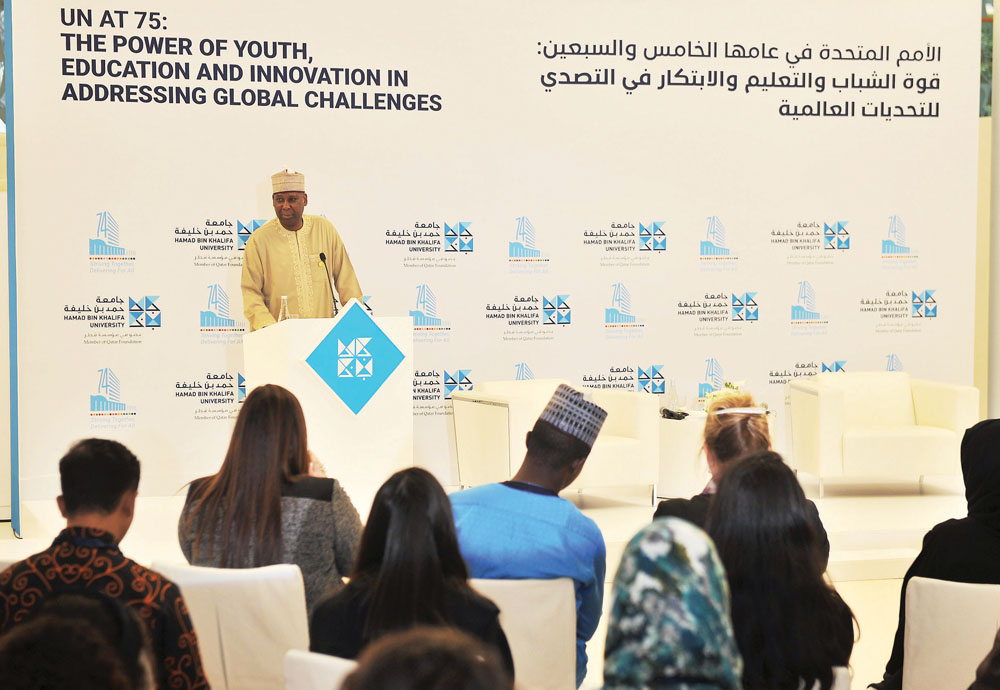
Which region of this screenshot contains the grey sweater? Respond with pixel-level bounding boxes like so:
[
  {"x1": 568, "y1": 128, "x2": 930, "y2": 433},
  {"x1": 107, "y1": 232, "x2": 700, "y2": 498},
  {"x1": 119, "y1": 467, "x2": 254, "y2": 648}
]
[{"x1": 178, "y1": 476, "x2": 362, "y2": 611}]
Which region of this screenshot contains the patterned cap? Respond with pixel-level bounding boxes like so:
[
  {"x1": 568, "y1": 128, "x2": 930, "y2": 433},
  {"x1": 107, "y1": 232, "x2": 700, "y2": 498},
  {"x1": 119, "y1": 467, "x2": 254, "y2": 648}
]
[
  {"x1": 271, "y1": 169, "x2": 305, "y2": 194},
  {"x1": 538, "y1": 384, "x2": 607, "y2": 448}
]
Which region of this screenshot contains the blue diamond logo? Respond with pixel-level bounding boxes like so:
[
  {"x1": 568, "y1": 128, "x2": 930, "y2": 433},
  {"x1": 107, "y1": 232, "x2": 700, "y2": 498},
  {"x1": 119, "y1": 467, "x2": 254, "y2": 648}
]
[{"x1": 305, "y1": 302, "x2": 404, "y2": 414}]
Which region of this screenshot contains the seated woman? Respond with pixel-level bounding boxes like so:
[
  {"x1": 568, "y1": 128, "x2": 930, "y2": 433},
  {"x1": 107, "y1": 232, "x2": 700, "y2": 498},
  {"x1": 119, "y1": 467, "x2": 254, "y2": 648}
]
[
  {"x1": 310, "y1": 467, "x2": 514, "y2": 678},
  {"x1": 654, "y1": 392, "x2": 830, "y2": 566},
  {"x1": 602, "y1": 516, "x2": 743, "y2": 689},
  {"x1": 871, "y1": 419, "x2": 1000, "y2": 690},
  {"x1": 707, "y1": 451, "x2": 854, "y2": 690},
  {"x1": 178, "y1": 384, "x2": 362, "y2": 611}
]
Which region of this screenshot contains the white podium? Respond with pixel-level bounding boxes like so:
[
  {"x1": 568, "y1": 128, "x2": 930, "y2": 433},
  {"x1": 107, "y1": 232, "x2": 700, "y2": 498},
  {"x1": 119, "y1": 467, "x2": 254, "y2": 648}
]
[{"x1": 243, "y1": 300, "x2": 413, "y2": 516}]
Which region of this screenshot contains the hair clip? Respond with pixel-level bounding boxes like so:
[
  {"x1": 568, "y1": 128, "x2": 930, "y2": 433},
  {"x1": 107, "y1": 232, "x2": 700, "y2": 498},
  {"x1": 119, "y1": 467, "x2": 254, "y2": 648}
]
[{"x1": 712, "y1": 407, "x2": 773, "y2": 416}]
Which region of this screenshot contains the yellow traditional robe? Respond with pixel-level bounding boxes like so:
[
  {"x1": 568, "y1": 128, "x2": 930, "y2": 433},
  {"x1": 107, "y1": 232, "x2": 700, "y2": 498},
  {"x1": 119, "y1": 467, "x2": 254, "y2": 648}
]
[{"x1": 241, "y1": 215, "x2": 363, "y2": 331}]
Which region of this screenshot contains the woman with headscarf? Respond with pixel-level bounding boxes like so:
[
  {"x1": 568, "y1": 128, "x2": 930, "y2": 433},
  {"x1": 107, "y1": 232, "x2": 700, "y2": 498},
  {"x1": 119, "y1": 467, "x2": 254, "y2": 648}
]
[
  {"x1": 602, "y1": 517, "x2": 743, "y2": 690},
  {"x1": 871, "y1": 419, "x2": 1000, "y2": 690}
]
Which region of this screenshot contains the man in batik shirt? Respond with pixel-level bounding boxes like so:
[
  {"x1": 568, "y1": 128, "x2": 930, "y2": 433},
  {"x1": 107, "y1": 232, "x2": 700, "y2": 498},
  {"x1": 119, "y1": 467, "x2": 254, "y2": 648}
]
[{"x1": 0, "y1": 439, "x2": 211, "y2": 690}]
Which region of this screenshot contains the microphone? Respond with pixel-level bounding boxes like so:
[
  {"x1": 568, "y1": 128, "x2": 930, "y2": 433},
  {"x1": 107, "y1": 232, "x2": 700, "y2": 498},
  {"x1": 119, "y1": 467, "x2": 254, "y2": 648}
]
[{"x1": 319, "y1": 252, "x2": 339, "y2": 316}]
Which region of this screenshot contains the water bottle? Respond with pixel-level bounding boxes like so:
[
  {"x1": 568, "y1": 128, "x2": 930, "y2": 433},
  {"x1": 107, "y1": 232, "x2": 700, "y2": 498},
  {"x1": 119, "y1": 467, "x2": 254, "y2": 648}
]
[
  {"x1": 666, "y1": 379, "x2": 680, "y2": 409},
  {"x1": 277, "y1": 295, "x2": 290, "y2": 322}
]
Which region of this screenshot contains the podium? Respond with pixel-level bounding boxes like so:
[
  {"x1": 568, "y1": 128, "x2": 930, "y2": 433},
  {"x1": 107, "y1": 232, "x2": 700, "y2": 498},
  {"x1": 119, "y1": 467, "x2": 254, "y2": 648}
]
[{"x1": 243, "y1": 300, "x2": 413, "y2": 516}]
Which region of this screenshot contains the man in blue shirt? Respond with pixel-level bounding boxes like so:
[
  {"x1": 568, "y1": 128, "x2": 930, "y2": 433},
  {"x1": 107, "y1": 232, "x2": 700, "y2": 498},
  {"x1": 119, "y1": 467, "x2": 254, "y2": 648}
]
[{"x1": 450, "y1": 384, "x2": 608, "y2": 687}]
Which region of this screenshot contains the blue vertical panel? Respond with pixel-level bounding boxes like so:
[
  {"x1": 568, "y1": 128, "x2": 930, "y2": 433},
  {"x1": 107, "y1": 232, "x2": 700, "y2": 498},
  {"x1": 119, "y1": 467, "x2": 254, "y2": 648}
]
[{"x1": 5, "y1": 1, "x2": 20, "y2": 537}]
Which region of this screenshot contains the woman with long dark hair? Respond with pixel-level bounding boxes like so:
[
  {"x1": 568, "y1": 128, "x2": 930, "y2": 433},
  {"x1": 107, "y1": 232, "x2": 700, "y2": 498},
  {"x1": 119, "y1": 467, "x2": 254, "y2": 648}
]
[
  {"x1": 178, "y1": 384, "x2": 361, "y2": 611},
  {"x1": 706, "y1": 451, "x2": 854, "y2": 690},
  {"x1": 309, "y1": 467, "x2": 514, "y2": 677}
]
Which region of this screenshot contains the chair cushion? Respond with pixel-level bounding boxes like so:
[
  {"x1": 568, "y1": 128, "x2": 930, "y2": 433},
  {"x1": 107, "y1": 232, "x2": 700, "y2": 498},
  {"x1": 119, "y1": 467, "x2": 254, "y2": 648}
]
[
  {"x1": 843, "y1": 425, "x2": 958, "y2": 476},
  {"x1": 816, "y1": 371, "x2": 916, "y2": 429}
]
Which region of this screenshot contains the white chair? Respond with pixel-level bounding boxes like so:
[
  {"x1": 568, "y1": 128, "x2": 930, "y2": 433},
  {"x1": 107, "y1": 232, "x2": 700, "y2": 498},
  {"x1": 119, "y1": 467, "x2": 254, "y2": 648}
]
[
  {"x1": 902, "y1": 576, "x2": 1000, "y2": 690},
  {"x1": 152, "y1": 561, "x2": 310, "y2": 690},
  {"x1": 471, "y1": 577, "x2": 576, "y2": 690},
  {"x1": 451, "y1": 379, "x2": 660, "y2": 501},
  {"x1": 284, "y1": 650, "x2": 356, "y2": 690},
  {"x1": 788, "y1": 372, "x2": 978, "y2": 494}
]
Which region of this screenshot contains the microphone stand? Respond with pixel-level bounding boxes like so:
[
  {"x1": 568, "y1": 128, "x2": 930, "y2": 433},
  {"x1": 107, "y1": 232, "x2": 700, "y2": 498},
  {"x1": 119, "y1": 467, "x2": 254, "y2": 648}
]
[{"x1": 319, "y1": 252, "x2": 339, "y2": 317}]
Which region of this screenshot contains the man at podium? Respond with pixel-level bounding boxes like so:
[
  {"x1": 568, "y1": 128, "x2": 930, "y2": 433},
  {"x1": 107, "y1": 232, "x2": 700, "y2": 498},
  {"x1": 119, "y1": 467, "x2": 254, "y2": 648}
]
[{"x1": 241, "y1": 169, "x2": 364, "y2": 331}]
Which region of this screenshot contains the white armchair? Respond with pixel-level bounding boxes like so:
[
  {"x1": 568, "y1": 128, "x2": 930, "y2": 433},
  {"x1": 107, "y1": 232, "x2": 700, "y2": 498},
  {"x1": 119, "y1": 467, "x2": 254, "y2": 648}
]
[
  {"x1": 471, "y1": 578, "x2": 576, "y2": 690},
  {"x1": 152, "y1": 562, "x2": 310, "y2": 690},
  {"x1": 903, "y1": 577, "x2": 1000, "y2": 690},
  {"x1": 450, "y1": 379, "x2": 659, "y2": 501},
  {"x1": 788, "y1": 372, "x2": 978, "y2": 494}
]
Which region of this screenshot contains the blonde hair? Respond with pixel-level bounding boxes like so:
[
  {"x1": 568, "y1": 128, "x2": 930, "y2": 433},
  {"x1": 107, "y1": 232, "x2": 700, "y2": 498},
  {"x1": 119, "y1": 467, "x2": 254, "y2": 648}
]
[{"x1": 703, "y1": 393, "x2": 771, "y2": 466}]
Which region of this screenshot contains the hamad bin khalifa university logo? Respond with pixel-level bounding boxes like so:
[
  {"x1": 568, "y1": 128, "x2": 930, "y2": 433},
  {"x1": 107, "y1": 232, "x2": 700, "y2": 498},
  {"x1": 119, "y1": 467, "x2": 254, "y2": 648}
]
[
  {"x1": 305, "y1": 302, "x2": 405, "y2": 415},
  {"x1": 443, "y1": 370, "x2": 473, "y2": 398},
  {"x1": 912, "y1": 290, "x2": 937, "y2": 318},
  {"x1": 129, "y1": 296, "x2": 161, "y2": 328},
  {"x1": 825, "y1": 221, "x2": 850, "y2": 250},
  {"x1": 90, "y1": 367, "x2": 135, "y2": 416},
  {"x1": 89, "y1": 211, "x2": 136, "y2": 262},
  {"x1": 238, "y1": 220, "x2": 266, "y2": 250},
  {"x1": 543, "y1": 295, "x2": 571, "y2": 325},
  {"x1": 732, "y1": 292, "x2": 758, "y2": 321},
  {"x1": 639, "y1": 222, "x2": 666, "y2": 251},
  {"x1": 444, "y1": 222, "x2": 474, "y2": 252},
  {"x1": 638, "y1": 365, "x2": 665, "y2": 394}
]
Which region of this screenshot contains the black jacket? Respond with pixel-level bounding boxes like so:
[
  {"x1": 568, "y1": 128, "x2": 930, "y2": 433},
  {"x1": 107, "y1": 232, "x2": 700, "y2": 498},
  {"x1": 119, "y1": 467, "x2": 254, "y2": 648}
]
[{"x1": 871, "y1": 419, "x2": 1000, "y2": 690}]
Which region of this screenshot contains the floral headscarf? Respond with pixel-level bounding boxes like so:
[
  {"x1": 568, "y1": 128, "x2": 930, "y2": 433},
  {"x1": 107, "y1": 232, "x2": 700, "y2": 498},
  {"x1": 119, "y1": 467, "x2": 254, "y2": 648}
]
[{"x1": 602, "y1": 518, "x2": 742, "y2": 689}]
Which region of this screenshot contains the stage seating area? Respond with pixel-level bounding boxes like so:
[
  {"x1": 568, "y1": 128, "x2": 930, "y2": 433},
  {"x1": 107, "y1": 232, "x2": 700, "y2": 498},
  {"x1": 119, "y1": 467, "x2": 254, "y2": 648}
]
[{"x1": 1, "y1": 482, "x2": 995, "y2": 689}]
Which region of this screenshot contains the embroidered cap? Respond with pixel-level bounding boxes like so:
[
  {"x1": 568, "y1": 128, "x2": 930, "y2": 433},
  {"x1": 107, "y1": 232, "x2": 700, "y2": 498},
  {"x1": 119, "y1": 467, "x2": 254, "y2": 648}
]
[
  {"x1": 538, "y1": 384, "x2": 608, "y2": 448},
  {"x1": 272, "y1": 169, "x2": 305, "y2": 194}
]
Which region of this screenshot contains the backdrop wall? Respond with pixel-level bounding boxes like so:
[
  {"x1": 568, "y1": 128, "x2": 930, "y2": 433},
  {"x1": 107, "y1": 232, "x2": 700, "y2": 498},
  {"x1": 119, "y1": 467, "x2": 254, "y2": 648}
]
[{"x1": 7, "y1": 1, "x2": 982, "y2": 514}]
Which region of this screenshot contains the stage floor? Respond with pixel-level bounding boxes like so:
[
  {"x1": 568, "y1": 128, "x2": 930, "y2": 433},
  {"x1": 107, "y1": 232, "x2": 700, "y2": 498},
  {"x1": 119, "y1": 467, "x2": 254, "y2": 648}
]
[{"x1": 0, "y1": 474, "x2": 967, "y2": 689}]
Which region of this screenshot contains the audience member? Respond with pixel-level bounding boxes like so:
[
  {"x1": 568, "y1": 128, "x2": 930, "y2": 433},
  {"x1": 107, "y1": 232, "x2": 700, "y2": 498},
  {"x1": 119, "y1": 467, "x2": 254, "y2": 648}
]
[
  {"x1": 872, "y1": 419, "x2": 1000, "y2": 689},
  {"x1": 602, "y1": 516, "x2": 742, "y2": 690},
  {"x1": 342, "y1": 626, "x2": 513, "y2": 690},
  {"x1": 179, "y1": 384, "x2": 362, "y2": 611},
  {"x1": 0, "y1": 438, "x2": 210, "y2": 689},
  {"x1": 33, "y1": 592, "x2": 156, "y2": 690},
  {"x1": 0, "y1": 616, "x2": 135, "y2": 690},
  {"x1": 707, "y1": 451, "x2": 854, "y2": 690},
  {"x1": 450, "y1": 383, "x2": 608, "y2": 687},
  {"x1": 654, "y1": 392, "x2": 830, "y2": 566},
  {"x1": 310, "y1": 467, "x2": 514, "y2": 677}
]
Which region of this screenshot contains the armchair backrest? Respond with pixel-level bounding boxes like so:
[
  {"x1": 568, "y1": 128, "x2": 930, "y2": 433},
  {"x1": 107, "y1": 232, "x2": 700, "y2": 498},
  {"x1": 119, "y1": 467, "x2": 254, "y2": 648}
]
[
  {"x1": 814, "y1": 371, "x2": 915, "y2": 429},
  {"x1": 471, "y1": 577, "x2": 576, "y2": 690},
  {"x1": 152, "y1": 561, "x2": 309, "y2": 690},
  {"x1": 475, "y1": 379, "x2": 566, "y2": 420},
  {"x1": 903, "y1": 576, "x2": 1000, "y2": 690}
]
